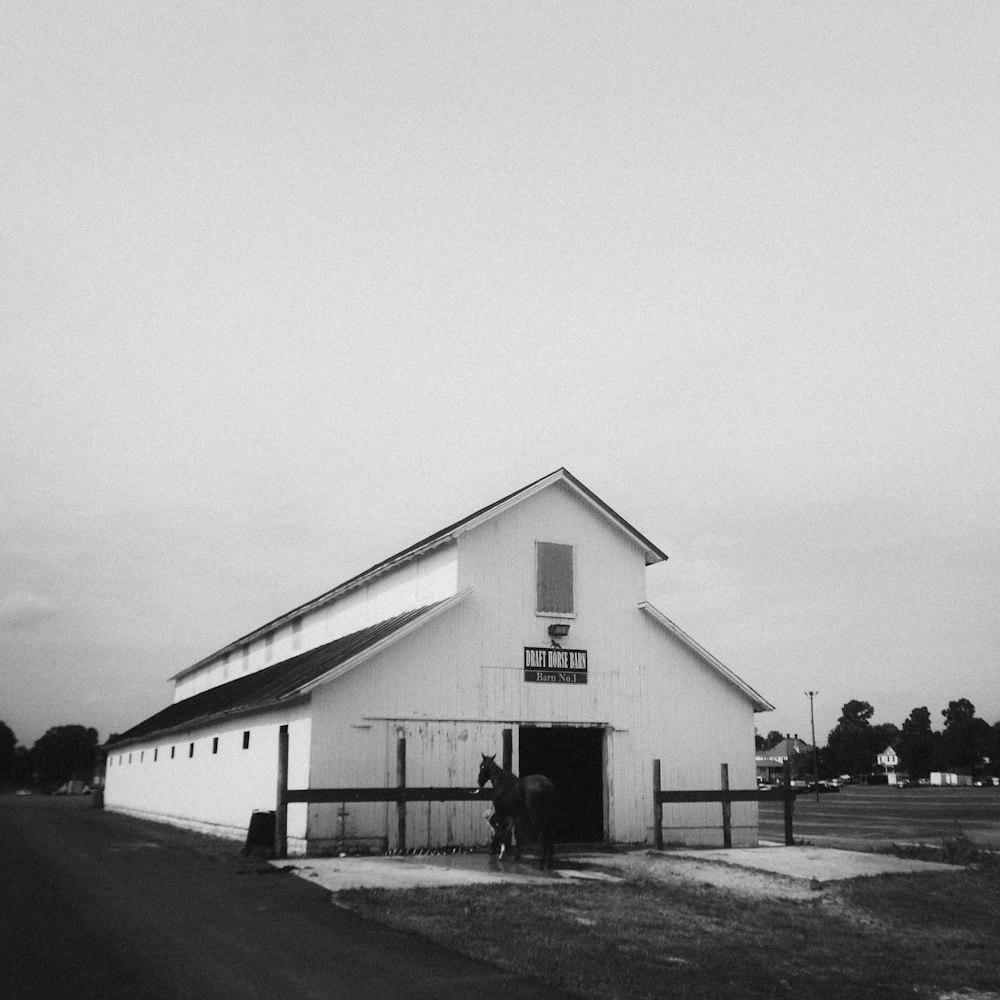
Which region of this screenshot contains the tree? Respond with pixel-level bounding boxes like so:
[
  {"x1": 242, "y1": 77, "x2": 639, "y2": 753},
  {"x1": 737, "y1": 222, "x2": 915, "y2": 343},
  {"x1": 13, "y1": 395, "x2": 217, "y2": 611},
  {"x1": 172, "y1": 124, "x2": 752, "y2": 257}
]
[
  {"x1": 30, "y1": 725, "x2": 99, "y2": 790},
  {"x1": 759, "y1": 730, "x2": 784, "y2": 751},
  {"x1": 940, "y1": 700, "x2": 991, "y2": 772},
  {"x1": 872, "y1": 722, "x2": 901, "y2": 755},
  {"x1": 0, "y1": 721, "x2": 17, "y2": 781},
  {"x1": 838, "y1": 700, "x2": 875, "y2": 727},
  {"x1": 896, "y1": 707, "x2": 938, "y2": 780},
  {"x1": 824, "y1": 700, "x2": 877, "y2": 777},
  {"x1": 942, "y1": 698, "x2": 976, "y2": 728}
]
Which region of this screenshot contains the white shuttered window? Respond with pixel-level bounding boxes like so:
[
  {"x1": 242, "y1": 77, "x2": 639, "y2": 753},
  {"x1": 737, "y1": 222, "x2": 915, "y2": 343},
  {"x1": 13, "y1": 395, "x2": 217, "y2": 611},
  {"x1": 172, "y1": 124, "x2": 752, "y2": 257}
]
[{"x1": 536, "y1": 542, "x2": 574, "y2": 614}]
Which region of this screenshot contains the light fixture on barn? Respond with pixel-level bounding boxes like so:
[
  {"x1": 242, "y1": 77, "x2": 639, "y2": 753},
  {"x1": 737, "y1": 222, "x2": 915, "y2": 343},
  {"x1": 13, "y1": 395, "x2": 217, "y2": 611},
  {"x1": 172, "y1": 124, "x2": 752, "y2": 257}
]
[{"x1": 548, "y1": 622, "x2": 570, "y2": 648}]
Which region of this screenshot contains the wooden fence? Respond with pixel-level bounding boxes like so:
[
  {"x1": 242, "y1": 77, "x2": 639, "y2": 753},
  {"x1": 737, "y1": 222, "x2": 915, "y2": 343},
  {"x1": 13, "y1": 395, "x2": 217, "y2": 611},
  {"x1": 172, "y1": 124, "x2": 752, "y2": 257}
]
[
  {"x1": 274, "y1": 726, "x2": 509, "y2": 859},
  {"x1": 652, "y1": 759, "x2": 796, "y2": 849},
  {"x1": 273, "y1": 726, "x2": 796, "y2": 858}
]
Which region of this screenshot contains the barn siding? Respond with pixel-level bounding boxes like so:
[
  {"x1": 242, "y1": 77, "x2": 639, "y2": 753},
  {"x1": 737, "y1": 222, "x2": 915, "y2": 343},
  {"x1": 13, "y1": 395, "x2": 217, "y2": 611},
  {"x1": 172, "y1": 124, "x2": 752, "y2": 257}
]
[
  {"x1": 108, "y1": 471, "x2": 768, "y2": 854},
  {"x1": 303, "y1": 481, "x2": 761, "y2": 850},
  {"x1": 104, "y1": 705, "x2": 311, "y2": 853}
]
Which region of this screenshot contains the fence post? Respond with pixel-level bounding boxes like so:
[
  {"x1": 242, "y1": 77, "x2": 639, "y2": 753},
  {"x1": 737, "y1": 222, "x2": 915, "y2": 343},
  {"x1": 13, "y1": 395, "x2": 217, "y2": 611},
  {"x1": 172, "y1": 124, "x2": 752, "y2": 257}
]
[
  {"x1": 652, "y1": 758, "x2": 663, "y2": 850},
  {"x1": 396, "y1": 734, "x2": 407, "y2": 852},
  {"x1": 502, "y1": 727, "x2": 513, "y2": 772},
  {"x1": 783, "y1": 758, "x2": 795, "y2": 846},
  {"x1": 721, "y1": 763, "x2": 732, "y2": 849},
  {"x1": 275, "y1": 724, "x2": 289, "y2": 859}
]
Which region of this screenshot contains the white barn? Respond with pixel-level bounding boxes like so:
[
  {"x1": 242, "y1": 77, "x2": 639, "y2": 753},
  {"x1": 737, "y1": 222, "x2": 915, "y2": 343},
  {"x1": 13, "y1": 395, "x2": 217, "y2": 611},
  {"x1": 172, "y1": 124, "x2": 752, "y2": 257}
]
[{"x1": 104, "y1": 469, "x2": 773, "y2": 854}]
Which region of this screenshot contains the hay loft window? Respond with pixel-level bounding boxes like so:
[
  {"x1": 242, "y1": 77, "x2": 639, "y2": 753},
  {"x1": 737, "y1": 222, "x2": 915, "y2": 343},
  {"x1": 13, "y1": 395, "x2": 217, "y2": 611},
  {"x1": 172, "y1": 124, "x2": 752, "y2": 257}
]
[{"x1": 536, "y1": 542, "x2": 574, "y2": 616}]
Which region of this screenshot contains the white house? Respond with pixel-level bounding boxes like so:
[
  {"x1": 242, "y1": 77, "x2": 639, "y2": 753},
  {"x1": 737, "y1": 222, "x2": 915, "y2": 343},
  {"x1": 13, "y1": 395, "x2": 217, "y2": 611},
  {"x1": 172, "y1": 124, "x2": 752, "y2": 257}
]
[
  {"x1": 103, "y1": 469, "x2": 774, "y2": 854},
  {"x1": 876, "y1": 746, "x2": 899, "y2": 773},
  {"x1": 755, "y1": 735, "x2": 814, "y2": 784}
]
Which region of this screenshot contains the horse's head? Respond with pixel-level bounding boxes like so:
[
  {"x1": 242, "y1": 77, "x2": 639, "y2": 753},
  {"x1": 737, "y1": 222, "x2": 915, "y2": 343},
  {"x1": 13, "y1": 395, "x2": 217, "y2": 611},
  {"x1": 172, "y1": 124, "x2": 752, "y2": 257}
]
[{"x1": 477, "y1": 753, "x2": 497, "y2": 788}]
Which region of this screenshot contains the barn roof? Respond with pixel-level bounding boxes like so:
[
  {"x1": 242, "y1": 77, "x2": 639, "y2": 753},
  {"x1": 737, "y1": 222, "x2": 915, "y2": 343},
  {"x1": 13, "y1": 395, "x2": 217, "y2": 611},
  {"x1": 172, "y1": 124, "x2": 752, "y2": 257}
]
[
  {"x1": 174, "y1": 468, "x2": 667, "y2": 681},
  {"x1": 107, "y1": 594, "x2": 467, "y2": 749},
  {"x1": 639, "y1": 602, "x2": 774, "y2": 713}
]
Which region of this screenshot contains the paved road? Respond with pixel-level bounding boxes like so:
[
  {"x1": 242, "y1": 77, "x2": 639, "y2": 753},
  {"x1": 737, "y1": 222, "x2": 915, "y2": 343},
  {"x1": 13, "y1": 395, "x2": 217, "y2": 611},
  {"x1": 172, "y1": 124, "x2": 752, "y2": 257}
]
[{"x1": 0, "y1": 796, "x2": 577, "y2": 1000}]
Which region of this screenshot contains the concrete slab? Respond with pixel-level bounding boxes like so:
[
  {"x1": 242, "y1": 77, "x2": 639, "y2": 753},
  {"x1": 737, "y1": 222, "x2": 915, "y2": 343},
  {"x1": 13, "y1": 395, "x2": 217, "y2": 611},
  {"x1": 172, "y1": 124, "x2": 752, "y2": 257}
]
[
  {"x1": 274, "y1": 843, "x2": 961, "y2": 894},
  {"x1": 277, "y1": 853, "x2": 623, "y2": 893},
  {"x1": 665, "y1": 845, "x2": 961, "y2": 883}
]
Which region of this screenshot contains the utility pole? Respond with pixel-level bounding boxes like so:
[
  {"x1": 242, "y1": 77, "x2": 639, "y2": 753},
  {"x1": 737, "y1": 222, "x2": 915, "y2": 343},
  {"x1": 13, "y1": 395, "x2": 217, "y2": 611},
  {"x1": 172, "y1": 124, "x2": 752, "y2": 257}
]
[{"x1": 805, "y1": 691, "x2": 819, "y2": 803}]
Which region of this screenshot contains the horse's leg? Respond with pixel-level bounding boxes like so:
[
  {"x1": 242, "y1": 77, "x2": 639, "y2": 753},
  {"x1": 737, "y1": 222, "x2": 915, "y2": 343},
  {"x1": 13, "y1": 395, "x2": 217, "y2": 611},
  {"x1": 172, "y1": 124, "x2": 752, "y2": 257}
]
[
  {"x1": 501, "y1": 816, "x2": 515, "y2": 859},
  {"x1": 507, "y1": 816, "x2": 520, "y2": 861},
  {"x1": 542, "y1": 827, "x2": 554, "y2": 869},
  {"x1": 488, "y1": 813, "x2": 504, "y2": 855}
]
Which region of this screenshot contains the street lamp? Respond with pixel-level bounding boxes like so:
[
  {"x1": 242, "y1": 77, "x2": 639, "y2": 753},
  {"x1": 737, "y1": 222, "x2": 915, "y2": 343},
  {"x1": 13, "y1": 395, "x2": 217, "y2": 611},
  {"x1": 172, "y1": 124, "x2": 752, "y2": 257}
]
[{"x1": 805, "y1": 691, "x2": 819, "y2": 803}]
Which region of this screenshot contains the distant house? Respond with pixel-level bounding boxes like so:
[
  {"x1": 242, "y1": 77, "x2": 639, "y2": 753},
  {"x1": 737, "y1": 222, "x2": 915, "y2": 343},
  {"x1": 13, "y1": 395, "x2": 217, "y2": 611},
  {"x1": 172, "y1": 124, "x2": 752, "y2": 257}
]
[
  {"x1": 756, "y1": 735, "x2": 814, "y2": 784},
  {"x1": 875, "y1": 746, "x2": 908, "y2": 785},
  {"x1": 103, "y1": 468, "x2": 774, "y2": 853}
]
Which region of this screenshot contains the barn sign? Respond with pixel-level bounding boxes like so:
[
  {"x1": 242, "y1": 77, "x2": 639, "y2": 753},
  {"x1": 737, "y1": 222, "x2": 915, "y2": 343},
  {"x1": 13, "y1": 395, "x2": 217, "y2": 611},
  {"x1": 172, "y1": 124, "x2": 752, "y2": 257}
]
[{"x1": 523, "y1": 647, "x2": 588, "y2": 684}]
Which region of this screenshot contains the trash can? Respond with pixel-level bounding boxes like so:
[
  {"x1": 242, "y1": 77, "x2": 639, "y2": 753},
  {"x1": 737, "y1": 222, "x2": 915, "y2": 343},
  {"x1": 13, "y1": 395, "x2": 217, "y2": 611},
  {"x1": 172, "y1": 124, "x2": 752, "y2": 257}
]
[{"x1": 244, "y1": 810, "x2": 276, "y2": 853}]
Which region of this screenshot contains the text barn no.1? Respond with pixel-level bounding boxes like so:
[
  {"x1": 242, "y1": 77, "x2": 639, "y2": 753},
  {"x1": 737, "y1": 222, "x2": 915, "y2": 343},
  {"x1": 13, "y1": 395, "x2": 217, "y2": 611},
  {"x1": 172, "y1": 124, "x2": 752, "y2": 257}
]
[{"x1": 523, "y1": 647, "x2": 588, "y2": 684}]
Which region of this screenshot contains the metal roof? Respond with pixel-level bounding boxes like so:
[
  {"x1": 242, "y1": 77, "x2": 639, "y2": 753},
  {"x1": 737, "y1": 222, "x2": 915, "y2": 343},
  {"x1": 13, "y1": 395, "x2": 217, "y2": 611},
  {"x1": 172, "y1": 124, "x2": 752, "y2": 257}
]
[
  {"x1": 174, "y1": 468, "x2": 668, "y2": 680},
  {"x1": 107, "y1": 598, "x2": 460, "y2": 749}
]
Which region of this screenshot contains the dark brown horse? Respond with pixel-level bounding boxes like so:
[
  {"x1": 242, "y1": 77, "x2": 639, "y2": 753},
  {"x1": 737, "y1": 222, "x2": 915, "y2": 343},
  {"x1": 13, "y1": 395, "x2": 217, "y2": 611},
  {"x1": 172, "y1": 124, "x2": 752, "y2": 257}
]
[{"x1": 477, "y1": 753, "x2": 556, "y2": 869}]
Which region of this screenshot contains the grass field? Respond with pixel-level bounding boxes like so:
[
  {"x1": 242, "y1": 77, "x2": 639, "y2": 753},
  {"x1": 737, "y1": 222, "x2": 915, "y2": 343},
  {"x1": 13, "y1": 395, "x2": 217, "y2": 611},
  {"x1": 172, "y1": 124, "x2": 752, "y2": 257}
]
[
  {"x1": 759, "y1": 784, "x2": 1000, "y2": 849},
  {"x1": 342, "y1": 786, "x2": 1000, "y2": 1000}
]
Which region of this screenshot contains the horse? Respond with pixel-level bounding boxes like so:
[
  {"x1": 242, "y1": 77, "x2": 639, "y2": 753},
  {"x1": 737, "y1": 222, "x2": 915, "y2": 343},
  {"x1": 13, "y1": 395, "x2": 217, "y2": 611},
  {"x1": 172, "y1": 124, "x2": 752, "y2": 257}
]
[{"x1": 477, "y1": 753, "x2": 556, "y2": 869}]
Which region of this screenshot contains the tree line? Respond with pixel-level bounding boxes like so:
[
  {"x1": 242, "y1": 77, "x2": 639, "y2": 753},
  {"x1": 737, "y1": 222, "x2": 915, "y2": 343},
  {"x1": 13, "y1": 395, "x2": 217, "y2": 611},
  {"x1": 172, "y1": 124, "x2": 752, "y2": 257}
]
[
  {"x1": 758, "y1": 698, "x2": 1000, "y2": 780},
  {"x1": 0, "y1": 721, "x2": 100, "y2": 792}
]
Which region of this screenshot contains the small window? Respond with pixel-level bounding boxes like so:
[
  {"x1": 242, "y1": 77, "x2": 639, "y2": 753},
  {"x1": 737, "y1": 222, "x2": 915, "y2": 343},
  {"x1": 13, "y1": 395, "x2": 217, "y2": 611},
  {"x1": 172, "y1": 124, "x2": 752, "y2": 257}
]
[
  {"x1": 154, "y1": 748, "x2": 158, "y2": 762},
  {"x1": 212, "y1": 737, "x2": 219, "y2": 754},
  {"x1": 140, "y1": 751, "x2": 144, "y2": 762},
  {"x1": 536, "y1": 542, "x2": 574, "y2": 614},
  {"x1": 128, "y1": 753, "x2": 132, "y2": 764},
  {"x1": 170, "y1": 746, "x2": 175, "y2": 759},
  {"x1": 242, "y1": 730, "x2": 250, "y2": 750},
  {"x1": 188, "y1": 742, "x2": 195, "y2": 758}
]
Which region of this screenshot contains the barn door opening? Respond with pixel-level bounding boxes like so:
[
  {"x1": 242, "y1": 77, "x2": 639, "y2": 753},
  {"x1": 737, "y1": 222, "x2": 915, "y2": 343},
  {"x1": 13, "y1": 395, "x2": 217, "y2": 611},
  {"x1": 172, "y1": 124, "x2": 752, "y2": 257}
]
[{"x1": 518, "y1": 726, "x2": 604, "y2": 843}]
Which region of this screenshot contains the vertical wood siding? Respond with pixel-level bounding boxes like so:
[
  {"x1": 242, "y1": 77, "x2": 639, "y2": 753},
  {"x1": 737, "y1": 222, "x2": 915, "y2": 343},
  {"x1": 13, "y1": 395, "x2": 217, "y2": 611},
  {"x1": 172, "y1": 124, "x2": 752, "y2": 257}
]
[{"x1": 305, "y1": 481, "x2": 764, "y2": 849}]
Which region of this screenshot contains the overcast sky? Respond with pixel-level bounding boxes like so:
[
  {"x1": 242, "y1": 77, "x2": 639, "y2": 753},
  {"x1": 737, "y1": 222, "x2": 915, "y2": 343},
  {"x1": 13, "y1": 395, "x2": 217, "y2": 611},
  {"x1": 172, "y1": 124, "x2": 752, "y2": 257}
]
[{"x1": 3, "y1": 3, "x2": 998, "y2": 752}]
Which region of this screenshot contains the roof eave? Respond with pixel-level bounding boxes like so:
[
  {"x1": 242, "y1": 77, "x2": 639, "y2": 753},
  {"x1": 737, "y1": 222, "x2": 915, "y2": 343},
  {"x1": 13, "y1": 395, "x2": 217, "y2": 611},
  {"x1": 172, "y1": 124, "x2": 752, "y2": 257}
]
[
  {"x1": 173, "y1": 468, "x2": 667, "y2": 680},
  {"x1": 102, "y1": 691, "x2": 311, "y2": 752},
  {"x1": 639, "y1": 601, "x2": 775, "y2": 713}
]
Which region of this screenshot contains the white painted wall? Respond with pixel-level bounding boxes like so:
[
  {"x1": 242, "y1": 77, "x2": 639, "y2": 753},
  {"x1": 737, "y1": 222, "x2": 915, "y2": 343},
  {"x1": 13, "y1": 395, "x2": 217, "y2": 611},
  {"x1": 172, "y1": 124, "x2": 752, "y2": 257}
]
[
  {"x1": 173, "y1": 543, "x2": 458, "y2": 702},
  {"x1": 104, "y1": 705, "x2": 311, "y2": 853},
  {"x1": 304, "y1": 481, "x2": 762, "y2": 849},
  {"x1": 112, "y1": 478, "x2": 765, "y2": 854}
]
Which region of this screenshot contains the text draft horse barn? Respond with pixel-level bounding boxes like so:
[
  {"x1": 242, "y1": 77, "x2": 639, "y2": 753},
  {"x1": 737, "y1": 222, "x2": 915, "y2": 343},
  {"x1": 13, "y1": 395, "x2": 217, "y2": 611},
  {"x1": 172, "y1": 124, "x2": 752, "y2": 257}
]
[{"x1": 103, "y1": 469, "x2": 773, "y2": 854}]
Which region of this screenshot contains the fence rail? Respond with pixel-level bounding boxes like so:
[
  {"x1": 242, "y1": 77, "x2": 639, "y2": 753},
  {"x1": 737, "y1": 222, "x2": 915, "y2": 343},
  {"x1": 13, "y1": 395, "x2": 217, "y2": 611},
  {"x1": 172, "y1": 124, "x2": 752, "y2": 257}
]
[
  {"x1": 283, "y1": 787, "x2": 490, "y2": 804},
  {"x1": 273, "y1": 727, "x2": 797, "y2": 858},
  {"x1": 275, "y1": 728, "x2": 504, "y2": 858},
  {"x1": 652, "y1": 759, "x2": 796, "y2": 850}
]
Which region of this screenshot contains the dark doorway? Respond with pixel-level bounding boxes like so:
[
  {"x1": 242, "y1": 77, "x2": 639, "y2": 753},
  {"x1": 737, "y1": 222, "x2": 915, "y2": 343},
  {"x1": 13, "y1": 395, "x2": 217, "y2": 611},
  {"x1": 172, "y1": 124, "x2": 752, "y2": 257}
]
[{"x1": 518, "y1": 726, "x2": 604, "y2": 843}]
